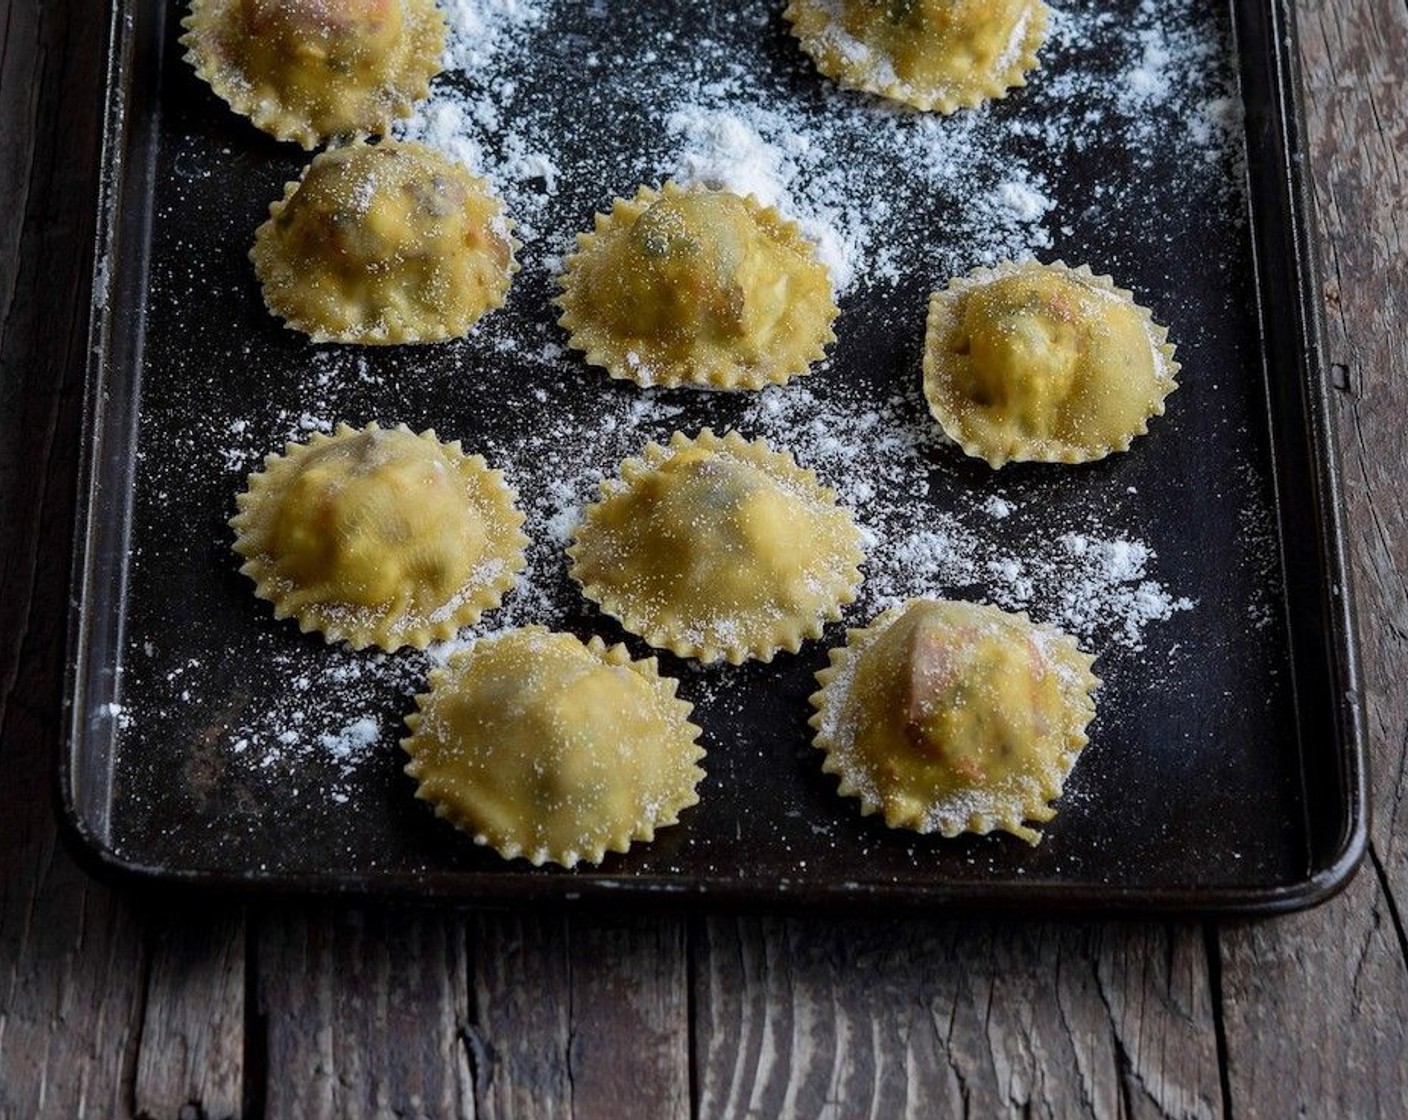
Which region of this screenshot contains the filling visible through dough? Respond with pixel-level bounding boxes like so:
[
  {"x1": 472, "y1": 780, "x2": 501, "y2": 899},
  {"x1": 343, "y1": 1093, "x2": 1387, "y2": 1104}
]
[
  {"x1": 182, "y1": 0, "x2": 447, "y2": 148},
  {"x1": 811, "y1": 598, "x2": 1100, "y2": 844},
  {"x1": 556, "y1": 183, "x2": 837, "y2": 389},
  {"x1": 785, "y1": 0, "x2": 1050, "y2": 114},
  {"x1": 402, "y1": 627, "x2": 706, "y2": 868},
  {"x1": 923, "y1": 261, "x2": 1179, "y2": 466},
  {"x1": 231, "y1": 423, "x2": 527, "y2": 650},
  {"x1": 569, "y1": 430, "x2": 865, "y2": 664},
  {"x1": 251, "y1": 141, "x2": 518, "y2": 344}
]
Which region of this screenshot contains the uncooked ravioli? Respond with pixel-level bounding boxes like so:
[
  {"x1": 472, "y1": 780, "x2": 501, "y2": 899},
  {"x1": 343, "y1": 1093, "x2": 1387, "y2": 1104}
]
[
  {"x1": 402, "y1": 627, "x2": 706, "y2": 868},
  {"x1": 811, "y1": 598, "x2": 1100, "y2": 844},
  {"x1": 251, "y1": 140, "x2": 518, "y2": 345},
  {"x1": 923, "y1": 260, "x2": 1180, "y2": 467},
  {"x1": 231, "y1": 422, "x2": 527, "y2": 651},
  {"x1": 556, "y1": 182, "x2": 838, "y2": 390},
  {"x1": 785, "y1": 0, "x2": 1049, "y2": 114},
  {"x1": 569, "y1": 429, "x2": 865, "y2": 664},
  {"x1": 182, "y1": 0, "x2": 448, "y2": 149}
]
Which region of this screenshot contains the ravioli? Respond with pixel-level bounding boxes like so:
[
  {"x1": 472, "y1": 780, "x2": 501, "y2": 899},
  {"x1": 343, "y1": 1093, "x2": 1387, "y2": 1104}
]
[
  {"x1": 923, "y1": 260, "x2": 1180, "y2": 467},
  {"x1": 231, "y1": 422, "x2": 527, "y2": 651},
  {"x1": 252, "y1": 140, "x2": 519, "y2": 344},
  {"x1": 570, "y1": 430, "x2": 865, "y2": 664},
  {"x1": 182, "y1": 0, "x2": 447, "y2": 149},
  {"x1": 785, "y1": 0, "x2": 1049, "y2": 114},
  {"x1": 811, "y1": 598, "x2": 1099, "y2": 844},
  {"x1": 402, "y1": 627, "x2": 706, "y2": 868},
  {"x1": 556, "y1": 182, "x2": 838, "y2": 390}
]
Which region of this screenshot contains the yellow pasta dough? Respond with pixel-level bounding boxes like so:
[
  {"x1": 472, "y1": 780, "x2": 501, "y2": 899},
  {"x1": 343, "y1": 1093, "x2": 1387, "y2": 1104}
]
[
  {"x1": 811, "y1": 598, "x2": 1099, "y2": 844},
  {"x1": 252, "y1": 140, "x2": 519, "y2": 344},
  {"x1": 231, "y1": 422, "x2": 527, "y2": 651},
  {"x1": 785, "y1": 0, "x2": 1049, "y2": 114},
  {"x1": 402, "y1": 627, "x2": 706, "y2": 867},
  {"x1": 923, "y1": 260, "x2": 1180, "y2": 467},
  {"x1": 182, "y1": 0, "x2": 447, "y2": 149},
  {"x1": 555, "y1": 182, "x2": 838, "y2": 390},
  {"x1": 570, "y1": 430, "x2": 865, "y2": 664}
]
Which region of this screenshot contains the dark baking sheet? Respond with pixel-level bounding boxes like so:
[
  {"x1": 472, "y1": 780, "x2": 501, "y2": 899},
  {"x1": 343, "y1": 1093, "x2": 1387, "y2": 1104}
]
[{"x1": 62, "y1": 0, "x2": 1365, "y2": 914}]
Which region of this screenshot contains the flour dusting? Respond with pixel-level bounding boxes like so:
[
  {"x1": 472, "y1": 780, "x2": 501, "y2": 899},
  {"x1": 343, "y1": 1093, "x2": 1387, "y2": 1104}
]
[{"x1": 131, "y1": 0, "x2": 1259, "y2": 815}]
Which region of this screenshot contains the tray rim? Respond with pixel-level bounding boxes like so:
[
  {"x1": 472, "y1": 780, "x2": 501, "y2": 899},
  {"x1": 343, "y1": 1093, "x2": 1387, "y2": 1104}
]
[{"x1": 58, "y1": 0, "x2": 1368, "y2": 918}]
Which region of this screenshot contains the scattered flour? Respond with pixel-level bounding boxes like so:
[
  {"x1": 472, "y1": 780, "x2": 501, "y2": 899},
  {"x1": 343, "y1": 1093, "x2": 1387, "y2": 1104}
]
[
  {"x1": 392, "y1": 0, "x2": 1244, "y2": 295},
  {"x1": 319, "y1": 718, "x2": 381, "y2": 768},
  {"x1": 141, "y1": 0, "x2": 1254, "y2": 803},
  {"x1": 438, "y1": 0, "x2": 547, "y2": 71}
]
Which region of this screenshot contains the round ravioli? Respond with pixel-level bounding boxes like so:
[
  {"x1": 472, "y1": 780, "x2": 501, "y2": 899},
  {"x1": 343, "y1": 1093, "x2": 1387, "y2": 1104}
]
[
  {"x1": 231, "y1": 422, "x2": 528, "y2": 651},
  {"x1": 811, "y1": 598, "x2": 1099, "y2": 844},
  {"x1": 570, "y1": 430, "x2": 865, "y2": 664},
  {"x1": 785, "y1": 0, "x2": 1049, "y2": 114},
  {"x1": 252, "y1": 140, "x2": 519, "y2": 345},
  {"x1": 556, "y1": 182, "x2": 838, "y2": 390},
  {"x1": 402, "y1": 627, "x2": 706, "y2": 868},
  {"x1": 181, "y1": 0, "x2": 448, "y2": 149},
  {"x1": 923, "y1": 260, "x2": 1180, "y2": 467}
]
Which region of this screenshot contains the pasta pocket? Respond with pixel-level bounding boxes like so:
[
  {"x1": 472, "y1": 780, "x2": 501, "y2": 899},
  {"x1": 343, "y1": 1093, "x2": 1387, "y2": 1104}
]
[
  {"x1": 403, "y1": 628, "x2": 706, "y2": 868},
  {"x1": 182, "y1": 0, "x2": 447, "y2": 148},
  {"x1": 923, "y1": 260, "x2": 1180, "y2": 467},
  {"x1": 811, "y1": 598, "x2": 1099, "y2": 844},
  {"x1": 557, "y1": 183, "x2": 837, "y2": 390},
  {"x1": 252, "y1": 140, "x2": 518, "y2": 344},
  {"x1": 231, "y1": 423, "x2": 527, "y2": 651},
  {"x1": 786, "y1": 0, "x2": 1049, "y2": 114},
  {"x1": 570, "y1": 430, "x2": 865, "y2": 664}
]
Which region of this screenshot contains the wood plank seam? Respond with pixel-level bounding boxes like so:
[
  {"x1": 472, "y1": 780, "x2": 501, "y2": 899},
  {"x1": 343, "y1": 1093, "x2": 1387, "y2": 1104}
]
[
  {"x1": 125, "y1": 939, "x2": 156, "y2": 1120},
  {"x1": 242, "y1": 917, "x2": 265, "y2": 1120},
  {"x1": 1367, "y1": 848, "x2": 1408, "y2": 976},
  {"x1": 685, "y1": 918, "x2": 701, "y2": 1120},
  {"x1": 1203, "y1": 925, "x2": 1235, "y2": 1120},
  {"x1": 1077, "y1": 961, "x2": 1135, "y2": 1120}
]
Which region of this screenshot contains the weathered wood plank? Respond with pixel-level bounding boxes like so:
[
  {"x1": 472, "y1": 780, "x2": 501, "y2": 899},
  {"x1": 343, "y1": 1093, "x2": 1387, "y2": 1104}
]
[
  {"x1": 1298, "y1": 0, "x2": 1408, "y2": 900},
  {"x1": 693, "y1": 917, "x2": 1220, "y2": 1120},
  {"x1": 257, "y1": 907, "x2": 475, "y2": 1120},
  {"x1": 132, "y1": 910, "x2": 245, "y2": 1120},
  {"x1": 470, "y1": 913, "x2": 690, "y2": 1120},
  {"x1": 0, "y1": 1, "x2": 149, "y2": 1117},
  {"x1": 469, "y1": 914, "x2": 568, "y2": 1120},
  {"x1": 1220, "y1": 870, "x2": 1408, "y2": 1117},
  {"x1": 0, "y1": 1, "x2": 41, "y2": 371},
  {"x1": 555, "y1": 917, "x2": 691, "y2": 1120},
  {"x1": 1217, "y1": 2, "x2": 1408, "y2": 1117},
  {"x1": 0, "y1": 814, "x2": 144, "y2": 1120}
]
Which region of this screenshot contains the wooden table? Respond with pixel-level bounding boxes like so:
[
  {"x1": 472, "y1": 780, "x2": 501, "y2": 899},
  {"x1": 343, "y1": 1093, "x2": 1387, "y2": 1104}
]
[{"x1": 2, "y1": 2, "x2": 1404, "y2": 1116}]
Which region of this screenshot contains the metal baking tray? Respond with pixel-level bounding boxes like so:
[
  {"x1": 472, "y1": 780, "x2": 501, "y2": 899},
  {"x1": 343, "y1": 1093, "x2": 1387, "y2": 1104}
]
[{"x1": 61, "y1": 0, "x2": 1365, "y2": 914}]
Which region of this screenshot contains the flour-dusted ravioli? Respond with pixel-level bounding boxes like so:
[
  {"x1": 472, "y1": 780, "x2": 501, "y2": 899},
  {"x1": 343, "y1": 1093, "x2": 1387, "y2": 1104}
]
[
  {"x1": 252, "y1": 140, "x2": 519, "y2": 344},
  {"x1": 555, "y1": 182, "x2": 838, "y2": 390},
  {"x1": 785, "y1": 0, "x2": 1049, "y2": 114},
  {"x1": 402, "y1": 627, "x2": 706, "y2": 868},
  {"x1": 182, "y1": 0, "x2": 447, "y2": 149},
  {"x1": 570, "y1": 430, "x2": 865, "y2": 665},
  {"x1": 923, "y1": 260, "x2": 1180, "y2": 468},
  {"x1": 811, "y1": 599, "x2": 1099, "y2": 844},
  {"x1": 231, "y1": 422, "x2": 527, "y2": 651}
]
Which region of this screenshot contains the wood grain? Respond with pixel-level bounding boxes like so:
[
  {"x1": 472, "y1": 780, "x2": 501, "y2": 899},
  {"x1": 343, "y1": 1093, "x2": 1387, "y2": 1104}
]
[
  {"x1": 0, "y1": 2, "x2": 144, "y2": 1117},
  {"x1": 133, "y1": 911, "x2": 245, "y2": 1120},
  {"x1": 470, "y1": 913, "x2": 690, "y2": 1120},
  {"x1": 693, "y1": 918, "x2": 1220, "y2": 1120},
  {"x1": 256, "y1": 907, "x2": 475, "y2": 1120},
  {"x1": 1215, "y1": 1, "x2": 1408, "y2": 1117}
]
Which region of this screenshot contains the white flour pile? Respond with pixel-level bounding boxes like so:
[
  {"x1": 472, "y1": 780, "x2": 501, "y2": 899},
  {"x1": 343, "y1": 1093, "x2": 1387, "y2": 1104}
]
[
  {"x1": 140, "y1": 0, "x2": 1259, "y2": 801},
  {"x1": 398, "y1": 0, "x2": 1242, "y2": 296}
]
